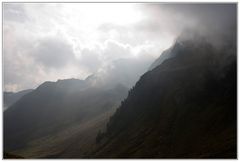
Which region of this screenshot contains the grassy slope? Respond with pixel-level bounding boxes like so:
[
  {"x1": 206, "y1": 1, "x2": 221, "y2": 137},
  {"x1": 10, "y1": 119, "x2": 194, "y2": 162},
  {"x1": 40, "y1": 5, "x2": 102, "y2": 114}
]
[{"x1": 11, "y1": 109, "x2": 114, "y2": 158}]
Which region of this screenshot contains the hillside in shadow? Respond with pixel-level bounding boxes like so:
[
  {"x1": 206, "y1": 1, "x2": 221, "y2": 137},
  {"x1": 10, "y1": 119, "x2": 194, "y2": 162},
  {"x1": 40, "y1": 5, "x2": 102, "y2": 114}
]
[{"x1": 91, "y1": 37, "x2": 236, "y2": 158}]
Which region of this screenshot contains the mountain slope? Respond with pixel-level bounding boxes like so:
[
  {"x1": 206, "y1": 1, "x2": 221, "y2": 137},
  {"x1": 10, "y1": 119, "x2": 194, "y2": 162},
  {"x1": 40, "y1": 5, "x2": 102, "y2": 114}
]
[
  {"x1": 4, "y1": 78, "x2": 128, "y2": 157},
  {"x1": 3, "y1": 89, "x2": 33, "y2": 110},
  {"x1": 148, "y1": 42, "x2": 182, "y2": 71},
  {"x1": 91, "y1": 38, "x2": 236, "y2": 158}
]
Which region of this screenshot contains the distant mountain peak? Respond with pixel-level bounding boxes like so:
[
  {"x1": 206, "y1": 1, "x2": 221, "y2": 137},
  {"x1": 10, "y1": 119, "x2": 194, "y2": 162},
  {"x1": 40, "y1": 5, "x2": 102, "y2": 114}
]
[{"x1": 4, "y1": 89, "x2": 33, "y2": 110}]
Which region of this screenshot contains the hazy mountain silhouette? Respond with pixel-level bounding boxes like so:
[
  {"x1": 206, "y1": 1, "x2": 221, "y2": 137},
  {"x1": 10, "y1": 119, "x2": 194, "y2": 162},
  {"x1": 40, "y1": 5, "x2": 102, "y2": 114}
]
[
  {"x1": 3, "y1": 35, "x2": 236, "y2": 158},
  {"x1": 91, "y1": 37, "x2": 236, "y2": 158},
  {"x1": 148, "y1": 43, "x2": 180, "y2": 71},
  {"x1": 4, "y1": 78, "x2": 128, "y2": 157},
  {"x1": 3, "y1": 89, "x2": 33, "y2": 110}
]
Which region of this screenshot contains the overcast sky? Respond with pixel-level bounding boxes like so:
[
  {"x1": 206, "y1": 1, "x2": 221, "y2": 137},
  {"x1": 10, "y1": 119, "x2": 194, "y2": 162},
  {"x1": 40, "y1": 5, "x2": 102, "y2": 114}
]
[{"x1": 3, "y1": 3, "x2": 236, "y2": 92}]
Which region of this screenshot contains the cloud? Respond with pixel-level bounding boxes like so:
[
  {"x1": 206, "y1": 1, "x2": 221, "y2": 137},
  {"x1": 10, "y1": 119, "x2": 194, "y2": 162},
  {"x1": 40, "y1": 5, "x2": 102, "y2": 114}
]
[
  {"x1": 3, "y1": 3, "x2": 28, "y2": 23},
  {"x1": 77, "y1": 39, "x2": 155, "y2": 87},
  {"x1": 103, "y1": 55, "x2": 153, "y2": 88},
  {"x1": 33, "y1": 36, "x2": 75, "y2": 69},
  {"x1": 79, "y1": 48, "x2": 102, "y2": 72},
  {"x1": 3, "y1": 3, "x2": 236, "y2": 92},
  {"x1": 140, "y1": 4, "x2": 236, "y2": 47}
]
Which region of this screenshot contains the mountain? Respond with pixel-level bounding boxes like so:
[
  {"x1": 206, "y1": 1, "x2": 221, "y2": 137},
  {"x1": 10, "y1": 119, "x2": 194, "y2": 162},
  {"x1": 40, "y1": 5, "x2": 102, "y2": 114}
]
[
  {"x1": 148, "y1": 42, "x2": 181, "y2": 71},
  {"x1": 4, "y1": 78, "x2": 128, "y2": 158},
  {"x1": 91, "y1": 38, "x2": 236, "y2": 158},
  {"x1": 3, "y1": 89, "x2": 33, "y2": 110},
  {"x1": 4, "y1": 152, "x2": 24, "y2": 159}
]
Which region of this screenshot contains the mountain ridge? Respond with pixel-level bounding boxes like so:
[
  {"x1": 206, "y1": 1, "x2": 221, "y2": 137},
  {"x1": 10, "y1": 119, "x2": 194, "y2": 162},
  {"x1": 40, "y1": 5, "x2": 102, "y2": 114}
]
[
  {"x1": 4, "y1": 89, "x2": 33, "y2": 110},
  {"x1": 90, "y1": 38, "x2": 236, "y2": 158},
  {"x1": 4, "y1": 77, "x2": 128, "y2": 157}
]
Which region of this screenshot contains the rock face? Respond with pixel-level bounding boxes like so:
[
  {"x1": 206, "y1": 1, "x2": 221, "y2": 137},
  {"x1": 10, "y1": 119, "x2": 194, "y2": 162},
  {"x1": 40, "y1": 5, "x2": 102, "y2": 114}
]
[{"x1": 91, "y1": 38, "x2": 237, "y2": 158}]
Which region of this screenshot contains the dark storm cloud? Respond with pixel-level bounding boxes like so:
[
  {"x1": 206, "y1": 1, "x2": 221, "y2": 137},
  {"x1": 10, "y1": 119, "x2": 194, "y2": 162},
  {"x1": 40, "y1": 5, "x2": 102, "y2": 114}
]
[{"x1": 140, "y1": 3, "x2": 236, "y2": 46}]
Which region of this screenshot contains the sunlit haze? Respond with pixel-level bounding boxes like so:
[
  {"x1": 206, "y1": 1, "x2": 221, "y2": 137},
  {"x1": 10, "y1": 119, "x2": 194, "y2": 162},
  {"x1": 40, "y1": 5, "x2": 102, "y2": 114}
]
[{"x1": 3, "y1": 3, "x2": 235, "y2": 91}]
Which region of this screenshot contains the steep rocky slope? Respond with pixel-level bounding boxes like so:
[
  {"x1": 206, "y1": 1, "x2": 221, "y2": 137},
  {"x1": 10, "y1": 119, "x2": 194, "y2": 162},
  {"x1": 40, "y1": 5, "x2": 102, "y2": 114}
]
[{"x1": 91, "y1": 38, "x2": 236, "y2": 158}]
